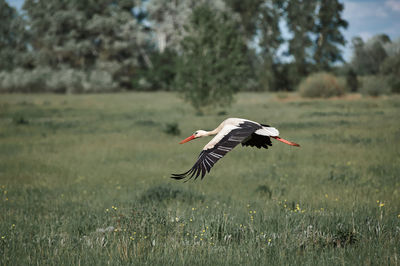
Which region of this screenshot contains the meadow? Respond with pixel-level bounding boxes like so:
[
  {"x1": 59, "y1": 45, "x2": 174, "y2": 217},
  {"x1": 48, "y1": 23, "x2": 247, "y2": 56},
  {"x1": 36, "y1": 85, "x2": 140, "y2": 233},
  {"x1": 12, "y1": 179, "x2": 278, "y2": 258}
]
[{"x1": 0, "y1": 92, "x2": 399, "y2": 265}]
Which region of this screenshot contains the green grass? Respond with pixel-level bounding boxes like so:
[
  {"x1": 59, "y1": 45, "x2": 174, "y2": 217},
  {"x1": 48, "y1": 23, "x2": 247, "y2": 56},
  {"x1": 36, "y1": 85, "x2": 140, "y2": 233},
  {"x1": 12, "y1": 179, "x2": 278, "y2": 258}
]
[{"x1": 1, "y1": 92, "x2": 399, "y2": 265}]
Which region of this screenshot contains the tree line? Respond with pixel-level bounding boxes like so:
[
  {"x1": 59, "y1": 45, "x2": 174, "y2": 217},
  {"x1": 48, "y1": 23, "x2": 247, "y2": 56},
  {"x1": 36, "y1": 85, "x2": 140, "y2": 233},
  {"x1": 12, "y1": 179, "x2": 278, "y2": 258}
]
[{"x1": 1, "y1": 0, "x2": 398, "y2": 107}]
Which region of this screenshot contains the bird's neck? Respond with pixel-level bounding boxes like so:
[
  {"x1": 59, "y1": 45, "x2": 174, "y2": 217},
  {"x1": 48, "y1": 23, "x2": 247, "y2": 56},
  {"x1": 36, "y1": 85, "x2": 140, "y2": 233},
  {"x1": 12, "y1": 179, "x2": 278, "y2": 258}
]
[{"x1": 206, "y1": 123, "x2": 224, "y2": 136}]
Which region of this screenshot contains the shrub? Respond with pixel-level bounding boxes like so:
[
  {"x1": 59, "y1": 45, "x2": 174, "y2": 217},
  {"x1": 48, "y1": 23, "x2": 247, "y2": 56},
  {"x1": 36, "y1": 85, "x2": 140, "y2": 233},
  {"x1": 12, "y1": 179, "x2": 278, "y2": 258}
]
[
  {"x1": 299, "y1": 72, "x2": 346, "y2": 98},
  {"x1": 0, "y1": 68, "x2": 117, "y2": 93},
  {"x1": 360, "y1": 76, "x2": 391, "y2": 96},
  {"x1": 163, "y1": 122, "x2": 181, "y2": 136},
  {"x1": 140, "y1": 184, "x2": 204, "y2": 204}
]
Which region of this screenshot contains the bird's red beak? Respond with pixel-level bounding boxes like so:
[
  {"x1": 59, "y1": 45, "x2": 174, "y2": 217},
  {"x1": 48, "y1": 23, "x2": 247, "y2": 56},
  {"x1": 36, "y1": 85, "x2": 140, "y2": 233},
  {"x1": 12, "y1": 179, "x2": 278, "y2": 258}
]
[{"x1": 179, "y1": 135, "x2": 195, "y2": 144}]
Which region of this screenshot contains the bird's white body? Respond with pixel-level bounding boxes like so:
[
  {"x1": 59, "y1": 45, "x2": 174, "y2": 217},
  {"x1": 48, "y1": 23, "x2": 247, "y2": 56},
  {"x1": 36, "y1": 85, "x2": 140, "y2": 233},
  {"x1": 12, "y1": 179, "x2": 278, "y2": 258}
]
[
  {"x1": 172, "y1": 117, "x2": 299, "y2": 180},
  {"x1": 203, "y1": 118, "x2": 279, "y2": 150}
]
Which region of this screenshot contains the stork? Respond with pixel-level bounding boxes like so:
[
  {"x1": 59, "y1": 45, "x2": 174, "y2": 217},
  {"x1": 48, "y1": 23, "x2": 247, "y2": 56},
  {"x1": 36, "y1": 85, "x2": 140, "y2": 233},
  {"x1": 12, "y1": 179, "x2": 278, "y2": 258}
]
[{"x1": 171, "y1": 118, "x2": 299, "y2": 181}]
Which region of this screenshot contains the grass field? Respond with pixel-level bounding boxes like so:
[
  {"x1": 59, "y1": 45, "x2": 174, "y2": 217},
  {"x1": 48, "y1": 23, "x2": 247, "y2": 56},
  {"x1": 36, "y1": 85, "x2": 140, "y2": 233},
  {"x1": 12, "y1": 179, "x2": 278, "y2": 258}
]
[{"x1": 1, "y1": 92, "x2": 399, "y2": 265}]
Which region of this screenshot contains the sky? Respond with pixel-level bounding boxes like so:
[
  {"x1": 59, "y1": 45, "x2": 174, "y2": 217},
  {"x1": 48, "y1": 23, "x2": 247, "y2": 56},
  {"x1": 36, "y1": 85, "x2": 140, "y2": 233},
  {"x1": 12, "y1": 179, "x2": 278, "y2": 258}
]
[{"x1": 6, "y1": 0, "x2": 400, "y2": 62}]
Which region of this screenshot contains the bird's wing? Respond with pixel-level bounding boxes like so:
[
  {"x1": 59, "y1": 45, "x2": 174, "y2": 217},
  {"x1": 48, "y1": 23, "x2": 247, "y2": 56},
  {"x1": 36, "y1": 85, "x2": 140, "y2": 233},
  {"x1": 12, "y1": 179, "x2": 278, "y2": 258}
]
[{"x1": 171, "y1": 121, "x2": 261, "y2": 181}]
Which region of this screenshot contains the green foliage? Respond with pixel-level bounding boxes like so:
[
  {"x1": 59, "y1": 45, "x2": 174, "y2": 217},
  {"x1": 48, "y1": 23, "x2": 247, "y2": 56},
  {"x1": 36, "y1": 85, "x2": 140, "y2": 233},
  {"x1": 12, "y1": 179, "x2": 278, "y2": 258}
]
[
  {"x1": 133, "y1": 49, "x2": 178, "y2": 91},
  {"x1": 0, "y1": 0, "x2": 29, "y2": 71},
  {"x1": 285, "y1": 0, "x2": 316, "y2": 85},
  {"x1": 346, "y1": 68, "x2": 359, "y2": 92},
  {"x1": 379, "y1": 40, "x2": 400, "y2": 93},
  {"x1": 351, "y1": 34, "x2": 390, "y2": 75},
  {"x1": 22, "y1": 0, "x2": 146, "y2": 90},
  {"x1": 163, "y1": 122, "x2": 181, "y2": 136},
  {"x1": 360, "y1": 76, "x2": 391, "y2": 96},
  {"x1": 0, "y1": 68, "x2": 116, "y2": 93},
  {"x1": 140, "y1": 184, "x2": 204, "y2": 204},
  {"x1": 299, "y1": 72, "x2": 346, "y2": 98},
  {"x1": 313, "y1": 0, "x2": 348, "y2": 70},
  {"x1": 175, "y1": 5, "x2": 250, "y2": 110}
]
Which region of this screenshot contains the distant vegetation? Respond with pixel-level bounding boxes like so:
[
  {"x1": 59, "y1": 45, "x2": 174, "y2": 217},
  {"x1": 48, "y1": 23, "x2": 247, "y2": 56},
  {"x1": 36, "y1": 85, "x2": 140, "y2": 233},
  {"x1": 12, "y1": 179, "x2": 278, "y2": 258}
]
[
  {"x1": 299, "y1": 72, "x2": 346, "y2": 98},
  {"x1": 0, "y1": 0, "x2": 399, "y2": 107}
]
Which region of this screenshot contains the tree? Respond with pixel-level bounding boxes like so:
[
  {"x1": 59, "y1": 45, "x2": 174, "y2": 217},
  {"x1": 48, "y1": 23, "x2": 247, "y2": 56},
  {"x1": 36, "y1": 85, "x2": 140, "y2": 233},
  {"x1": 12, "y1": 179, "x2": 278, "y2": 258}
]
[
  {"x1": 175, "y1": 5, "x2": 250, "y2": 111},
  {"x1": 146, "y1": 0, "x2": 228, "y2": 53},
  {"x1": 351, "y1": 34, "x2": 390, "y2": 75},
  {"x1": 22, "y1": 0, "x2": 148, "y2": 90},
  {"x1": 313, "y1": 0, "x2": 348, "y2": 70},
  {"x1": 0, "y1": 0, "x2": 29, "y2": 71},
  {"x1": 285, "y1": 0, "x2": 317, "y2": 87}
]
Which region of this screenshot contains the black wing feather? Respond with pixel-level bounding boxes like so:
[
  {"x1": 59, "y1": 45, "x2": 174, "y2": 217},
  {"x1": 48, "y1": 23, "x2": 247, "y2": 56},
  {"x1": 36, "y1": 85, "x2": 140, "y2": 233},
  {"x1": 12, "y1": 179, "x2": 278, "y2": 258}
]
[
  {"x1": 241, "y1": 133, "x2": 272, "y2": 149},
  {"x1": 171, "y1": 121, "x2": 261, "y2": 181}
]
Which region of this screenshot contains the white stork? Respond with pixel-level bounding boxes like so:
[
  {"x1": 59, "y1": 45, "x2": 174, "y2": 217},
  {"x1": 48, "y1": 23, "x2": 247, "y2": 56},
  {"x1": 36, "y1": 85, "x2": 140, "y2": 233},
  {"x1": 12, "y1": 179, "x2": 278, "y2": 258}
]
[{"x1": 171, "y1": 118, "x2": 300, "y2": 180}]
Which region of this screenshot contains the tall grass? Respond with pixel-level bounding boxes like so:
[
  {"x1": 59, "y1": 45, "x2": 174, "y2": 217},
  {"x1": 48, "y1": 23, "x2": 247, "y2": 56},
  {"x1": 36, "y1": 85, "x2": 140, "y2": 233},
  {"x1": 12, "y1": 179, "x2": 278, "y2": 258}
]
[{"x1": 0, "y1": 92, "x2": 399, "y2": 265}]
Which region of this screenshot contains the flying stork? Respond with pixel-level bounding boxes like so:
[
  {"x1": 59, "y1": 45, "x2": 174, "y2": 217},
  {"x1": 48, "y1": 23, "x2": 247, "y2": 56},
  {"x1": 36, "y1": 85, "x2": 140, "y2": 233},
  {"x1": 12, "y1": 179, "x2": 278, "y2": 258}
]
[{"x1": 171, "y1": 118, "x2": 300, "y2": 181}]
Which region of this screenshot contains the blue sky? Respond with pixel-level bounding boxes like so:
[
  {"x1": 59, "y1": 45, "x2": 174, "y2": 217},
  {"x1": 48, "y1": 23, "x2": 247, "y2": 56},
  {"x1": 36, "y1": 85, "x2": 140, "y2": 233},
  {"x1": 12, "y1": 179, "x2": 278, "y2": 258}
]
[{"x1": 6, "y1": 0, "x2": 400, "y2": 62}]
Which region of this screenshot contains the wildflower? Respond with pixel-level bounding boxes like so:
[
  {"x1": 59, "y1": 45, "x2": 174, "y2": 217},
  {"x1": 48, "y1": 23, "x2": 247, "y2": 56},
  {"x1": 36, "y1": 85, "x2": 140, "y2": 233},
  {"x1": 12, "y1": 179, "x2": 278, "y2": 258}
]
[
  {"x1": 1, "y1": 236, "x2": 4, "y2": 239},
  {"x1": 268, "y1": 239, "x2": 271, "y2": 242},
  {"x1": 206, "y1": 206, "x2": 209, "y2": 209},
  {"x1": 250, "y1": 211, "x2": 253, "y2": 214},
  {"x1": 202, "y1": 229, "x2": 205, "y2": 233},
  {"x1": 190, "y1": 219, "x2": 193, "y2": 222},
  {"x1": 192, "y1": 207, "x2": 195, "y2": 211},
  {"x1": 175, "y1": 217, "x2": 179, "y2": 222},
  {"x1": 325, "y1": 194, "x2": 328, "y2": 198},
  {"x1": 133, "y1": 232, "x2": 136, "y2": 235},
  {"x1": 200, "y1": 238, "x2": 203, "y2": 241},
  {"x1": 254, "y1": 211, "x2": 256, "y2": 214},
  {"x1": 187, "y1": 233, "x2": 189, "y2": 236},
  {"x1": 106, "y1": 209, "x2": 109, "y2": 212},
  {"x1": 206, "y1": 226, "x2": 209, "y2": 229},
  {"x1": 379, "y1": 203, "x2": 385, "y2": 207},
  {"x1": 130, "y1": 237, "x2": 135, "y2": 240},
  {"x1": 397, "y1": 214, "x2": 400, "y2": 218},
  {"x1": 194, "y1": 235, "x2": 198, "y2": 239}
]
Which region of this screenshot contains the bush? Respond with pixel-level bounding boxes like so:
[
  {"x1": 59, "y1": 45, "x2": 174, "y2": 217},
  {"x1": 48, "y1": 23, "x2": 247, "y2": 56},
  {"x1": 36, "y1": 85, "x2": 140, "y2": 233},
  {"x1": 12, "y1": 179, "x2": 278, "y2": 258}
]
[
  {"x1": 0, "y1": 68, "x2": 117, "y2": 93},
  {"x1": 360, "y1": 76, "x2": 391, "y2": 96},
  {"x1": 140, "y1": 184, "x2": 204, "y2": 204},
  {"x1": 299, "y1": 72, "x2": 346, "y2": 98}
]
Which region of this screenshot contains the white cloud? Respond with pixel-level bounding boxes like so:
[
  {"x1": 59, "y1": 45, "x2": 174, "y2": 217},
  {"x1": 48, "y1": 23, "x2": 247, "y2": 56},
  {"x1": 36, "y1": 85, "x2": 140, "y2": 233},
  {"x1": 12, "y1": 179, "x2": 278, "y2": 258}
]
[{"x1": 385, "y1": 0, "x2": 400, "y2": 11}]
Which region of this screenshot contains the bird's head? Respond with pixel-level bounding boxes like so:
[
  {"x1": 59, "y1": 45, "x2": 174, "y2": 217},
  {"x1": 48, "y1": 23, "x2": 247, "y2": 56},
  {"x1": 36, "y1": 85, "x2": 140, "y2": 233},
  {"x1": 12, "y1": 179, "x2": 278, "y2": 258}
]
[{"x1": 179, "y1": 130, "x2": 208, "y2": 144}]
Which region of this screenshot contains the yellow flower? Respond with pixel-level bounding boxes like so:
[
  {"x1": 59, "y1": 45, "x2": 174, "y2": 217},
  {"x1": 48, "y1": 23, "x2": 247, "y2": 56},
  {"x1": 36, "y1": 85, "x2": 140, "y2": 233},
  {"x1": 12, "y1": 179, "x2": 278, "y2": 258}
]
[
  {"x1": 379, "y1": 203, "x2": 385, "y2": 207},
  {"x1": 202, "y1": 229, "x2": 205, "y2": 233},
  {"x1": 268, "y1": 239, "x2": 271, "y2": 242}
]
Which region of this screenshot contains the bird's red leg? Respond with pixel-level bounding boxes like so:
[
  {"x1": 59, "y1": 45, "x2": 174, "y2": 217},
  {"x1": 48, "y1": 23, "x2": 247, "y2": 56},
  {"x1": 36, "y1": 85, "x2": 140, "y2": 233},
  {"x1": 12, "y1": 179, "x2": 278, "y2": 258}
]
[{"x1": 271, "y1": 136, "x2": 300, "y2": 147}]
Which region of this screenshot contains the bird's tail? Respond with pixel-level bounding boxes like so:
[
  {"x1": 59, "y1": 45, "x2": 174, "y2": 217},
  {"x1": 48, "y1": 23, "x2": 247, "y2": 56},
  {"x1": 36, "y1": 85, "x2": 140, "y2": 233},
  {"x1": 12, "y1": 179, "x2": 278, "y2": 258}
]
[{"x1": 271, "y1": 136, "x2": 300, "y2": 147}]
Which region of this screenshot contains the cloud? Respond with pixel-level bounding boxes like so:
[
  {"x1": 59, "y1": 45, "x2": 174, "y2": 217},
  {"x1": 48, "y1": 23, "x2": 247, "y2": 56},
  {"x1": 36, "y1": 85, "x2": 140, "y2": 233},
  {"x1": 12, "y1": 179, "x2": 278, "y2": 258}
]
[{"x1": 385, "y1": 0, "x2": 400, "y2": 11}]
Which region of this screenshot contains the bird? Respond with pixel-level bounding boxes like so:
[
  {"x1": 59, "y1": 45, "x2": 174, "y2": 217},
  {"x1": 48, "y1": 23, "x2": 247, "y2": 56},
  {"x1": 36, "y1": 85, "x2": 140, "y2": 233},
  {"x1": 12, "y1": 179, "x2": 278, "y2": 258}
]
[{"x1": 171, "y1": 118, "x2": 300, "y2": 181}]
